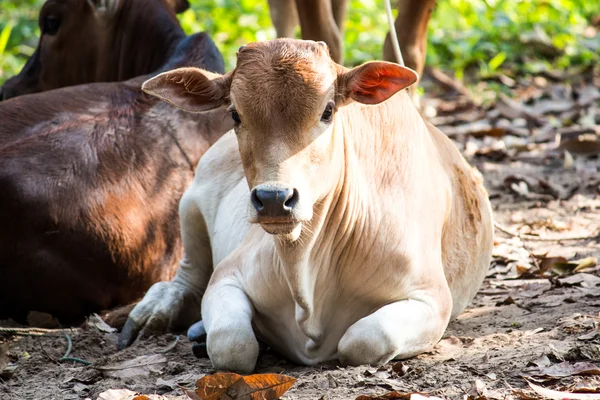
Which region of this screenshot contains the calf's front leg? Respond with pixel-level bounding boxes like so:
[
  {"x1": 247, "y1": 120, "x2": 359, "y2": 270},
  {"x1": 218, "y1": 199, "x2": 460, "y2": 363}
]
[
  {"x1": 338, "y1": 291, "x2": 451, "y2": 366},
  {"x1": 202, "y1": 278, "x2": 259, "y2": 373},
  {"x1": 118, "y1": 189, "x2": 212, "y2": 348}
]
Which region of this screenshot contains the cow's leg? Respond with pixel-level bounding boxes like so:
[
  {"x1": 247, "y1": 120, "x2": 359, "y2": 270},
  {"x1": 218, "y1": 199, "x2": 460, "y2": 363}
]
[
  {"x1": 331, "y1": 0, "x2": 349, "y2": 31},
  {"x1": 383, "y1": 0, "x2": 436, "y2": 77},
  {"x1": 337, "y1": 291, "x2": 451, "y2": 366},
  {"x1": 268, "y1": 0, "x2": 298, "y2": 38},
  {"x1": 119, "y1": 189, "x2": 212, "y2": 348},
  {"x1": 295, "y1": 0, "x2": 343, "y2": 63},
  {"x1": 202, "y1": 277, "x2": 258, "y2": 373}
]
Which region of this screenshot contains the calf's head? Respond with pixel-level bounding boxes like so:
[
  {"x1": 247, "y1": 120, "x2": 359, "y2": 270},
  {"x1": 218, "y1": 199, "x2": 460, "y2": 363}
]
[
  {"x1": 1, "y1": 0, "x2": 188, "y2": 100},
  {"x1": 142, "y1": 39, "x2": 417, "y2": 240}
]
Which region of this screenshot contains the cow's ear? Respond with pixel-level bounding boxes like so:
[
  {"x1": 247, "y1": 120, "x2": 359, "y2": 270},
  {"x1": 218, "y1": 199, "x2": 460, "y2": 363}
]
[
  {"x1": 165, "y1": 0, "x2": 190, "y2": 14},
  {"x1": 142, "y1": 68, "x2": 231, "y2": 113},
  {"x1": 338, "y1": 61, "x2": 418, "y2": 105}
]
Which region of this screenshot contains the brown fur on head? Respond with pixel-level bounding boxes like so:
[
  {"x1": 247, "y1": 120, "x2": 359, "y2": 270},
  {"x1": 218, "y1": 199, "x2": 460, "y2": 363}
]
[
  {"x1": 143, "y1": 39, "x2": 418, "y2": 239},
  {"x1": 0, "y1": 0, "x2": 186, "y2": 100}
]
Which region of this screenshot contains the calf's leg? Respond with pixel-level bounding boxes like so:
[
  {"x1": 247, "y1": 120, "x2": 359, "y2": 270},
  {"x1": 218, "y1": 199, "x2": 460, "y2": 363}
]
[
  {"x1": 268, "y1": 0, "x2": 298, "y2": 38},
  {"x1": 338, "y1": 292, "x2": 450, "y2": 366},
  {"x1": 295, "y1": 0, "x2": 343, "y2": 63},
  {"x1": 383, "y1": 0, "x2": 436, "y2": 77},
  {"x1": 202, "y1": 278, "x2": 259, "y2": 373},
  {"x1": 331, "y1": 0, "x2": 349, "y2": 31},
  {"x1": 119, "y1": 190, "x2": 213, "y2": 348}
]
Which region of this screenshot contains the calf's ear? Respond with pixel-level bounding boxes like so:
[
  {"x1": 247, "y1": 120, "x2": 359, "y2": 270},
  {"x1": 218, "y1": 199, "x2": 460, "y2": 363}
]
[
  {"x1": 142, "y1": 68, "x2": 231, "y2": 113},
  {"x1": 338, "y1": 61, "x2": 418, "y2": 105}
]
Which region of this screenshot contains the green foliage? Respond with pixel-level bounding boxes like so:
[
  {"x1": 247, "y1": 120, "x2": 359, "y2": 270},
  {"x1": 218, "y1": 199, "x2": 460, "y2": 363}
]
[
  {"x1": 0, "y1": 0, "x2": 598, "y2": 86},
  {"x1": 0, "y1": 0, "x2": 40, "y2": 84},
  {"x1": 427, "y1": 0, "x2": 600, "y2": 79}
]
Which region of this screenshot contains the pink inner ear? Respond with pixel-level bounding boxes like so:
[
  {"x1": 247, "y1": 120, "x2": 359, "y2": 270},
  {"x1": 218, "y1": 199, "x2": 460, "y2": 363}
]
[{"x1": 349, "y1": 63, "x2": 418, "y2": 105}]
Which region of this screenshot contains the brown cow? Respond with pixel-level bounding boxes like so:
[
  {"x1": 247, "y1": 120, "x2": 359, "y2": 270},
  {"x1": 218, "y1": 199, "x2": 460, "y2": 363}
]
[
  {"x1": 0, "y1": 32, "x2": 232, "y2": 322},
  {"x1": 0, "y1": 0, "x2": 189, "y2": 100},
  {"x1": 268, "y1": 0, "x2": 436, "y2": 77}
]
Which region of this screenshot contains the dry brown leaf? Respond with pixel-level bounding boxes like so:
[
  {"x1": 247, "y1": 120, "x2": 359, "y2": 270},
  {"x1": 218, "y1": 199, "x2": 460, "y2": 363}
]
[
  {"x1": 97, "y1": 354, "x2": 167, "y2": 378},
  {"x1": 574, "y1": 257, "x2": 598, "y2": 272},
  {"x1": 96, "y1": 389, "x2": 167, "y2": 400},
  {"x1": 230, "y1": 374, "x2": 297, "y2": 399},
  {"x1": 185, "y1": 372, "x2": 296, "y2": 400},
  {"x1": 97, "y1": 389, "x2": 138, "y2": 400},
  {"x1": 356, "y1": 392, "x2": 443, "y2": 400},
  {"x1": 185, "y1": 372, "x2": 242, "y2": 400},
  {"x1": 87, "y1": 313, "x2": 117, "y2": 333},
  {"x1": 536, "y1": 361, "x2": 600, "y2": 378},
  {"x1": 356, "y1": 392, "x2": 412, "y2": 400},
  {"x1": 0, "y1": 343, "x2": 9, "y2": 372},
  {"x1": 528, "y1": 381, "x2": 600, "y2": 399},
  {"x1": 26, "y1": 311, "x2": 60, "y2": 328}
]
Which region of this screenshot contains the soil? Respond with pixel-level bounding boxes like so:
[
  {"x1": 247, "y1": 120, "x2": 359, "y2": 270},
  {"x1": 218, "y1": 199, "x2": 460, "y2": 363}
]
[{"x1": 1, "y1": 71, "x2": 599, "y2": 400}]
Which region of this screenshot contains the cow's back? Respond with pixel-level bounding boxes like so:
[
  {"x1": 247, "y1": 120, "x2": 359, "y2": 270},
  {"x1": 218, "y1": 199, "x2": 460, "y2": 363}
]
[
  {"x1": 426, "y1": 122, "x2": 494, "y2": 317},
  {"x1": 0, "y1": 84, "x2": 192, "y2": 320}
]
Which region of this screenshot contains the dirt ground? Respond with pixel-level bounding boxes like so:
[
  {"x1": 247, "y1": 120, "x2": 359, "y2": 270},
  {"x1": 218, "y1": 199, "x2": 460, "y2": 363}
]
[{"x1": 1, "y1": 69, "x2": 599, "y2": 400}]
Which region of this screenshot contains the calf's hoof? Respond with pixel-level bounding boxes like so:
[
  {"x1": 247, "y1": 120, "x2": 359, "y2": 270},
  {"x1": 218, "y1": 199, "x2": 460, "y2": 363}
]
[
  {"x1": 118, "y1": 282, "x2": 197, "y2": 349},
  {"x1": 337, "y1": 320, "x2": 398, "y2": 367},
  {"x1": 207, "y1": 325, "x2": 259, "y2": 373}
]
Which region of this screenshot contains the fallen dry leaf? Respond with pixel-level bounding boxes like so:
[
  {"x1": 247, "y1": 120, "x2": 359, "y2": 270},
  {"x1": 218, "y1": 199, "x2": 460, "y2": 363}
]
[
  {"x1": 96, "y1": 389, "x2": 167, "y2": 400},
  {"x1": 183, "y1": 372, "x2": 296, "y2": 400},
  {"x1": 97, "y1": 354, "x2": 167, "y2": 379},
  {"x1": 87, "y1": 313, "x2": 117, "y2": 333},
  {"x1": 0, "y1": 343, "x2": 8, "y2": 371},
  {"x1": 0, "y1": 343, "x2": 16, "y2": 380},
  {"x1": 536, "y1": 362, "x2": 600, "y2": 378},
  {"x1": 528, "y1": 381, "x2": 600, "y2": 399},
  {"x1": 26, "y1": 311, "x2": 60, "y2": 329},
  {"x1": 97, "y1": 389, "x2": 137, "y2": 400},
  {"x1": 356, "y1": 392, "x2": 444, "y2": 400}
]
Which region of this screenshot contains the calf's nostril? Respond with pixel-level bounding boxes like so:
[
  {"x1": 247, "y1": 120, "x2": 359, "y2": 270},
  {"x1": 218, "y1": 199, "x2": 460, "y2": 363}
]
[
  {"x1": 283, "y1": 188, "x2": 299, "y2": 210},
  {"x1": 251, "y1": 189, "x2": 264, "y2": 212}
]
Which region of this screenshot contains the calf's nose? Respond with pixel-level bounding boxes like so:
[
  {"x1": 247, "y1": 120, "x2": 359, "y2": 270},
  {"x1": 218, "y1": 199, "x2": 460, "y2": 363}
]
[{"x1": 251, "y1": 186, "x2": 298, "y2": 217}]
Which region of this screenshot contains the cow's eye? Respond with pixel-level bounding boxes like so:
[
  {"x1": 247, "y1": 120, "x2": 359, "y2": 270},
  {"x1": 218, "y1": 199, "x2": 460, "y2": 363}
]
[
  {"x1": 43, "y1": 16, "x2": 61, "y2": 35},
  {"x1": 231, "y1": 109, "x2": 241, "y2": 124},
  {"x1": 321, "y1": 101, "x2": 334, "y2": 123}
]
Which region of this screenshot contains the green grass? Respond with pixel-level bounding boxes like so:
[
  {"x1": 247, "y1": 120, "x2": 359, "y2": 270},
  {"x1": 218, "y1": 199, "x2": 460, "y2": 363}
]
[{"x1": 0, "y1": 0, "x2": 598, "y2": 85}]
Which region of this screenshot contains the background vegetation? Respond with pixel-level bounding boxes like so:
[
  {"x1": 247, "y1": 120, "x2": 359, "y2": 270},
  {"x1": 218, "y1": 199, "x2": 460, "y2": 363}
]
[{"x1": 0, "y1": 0, "x2": 599, "y2": 86}]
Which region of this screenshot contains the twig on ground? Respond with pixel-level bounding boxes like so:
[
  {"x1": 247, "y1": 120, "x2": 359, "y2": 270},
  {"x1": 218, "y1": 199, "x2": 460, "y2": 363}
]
[
  {"x1": 37, "y1": 341, "x2": 59, "y2": 365},
  {"x1": 494, "y1": 221, "x2": 599, "y2": 242},
  {"x1": 425, "y1": 67, "x2": 476, "y2": 103},
  {"x1": 158, "y1": 335, "x2": 180, "y2": 354}
]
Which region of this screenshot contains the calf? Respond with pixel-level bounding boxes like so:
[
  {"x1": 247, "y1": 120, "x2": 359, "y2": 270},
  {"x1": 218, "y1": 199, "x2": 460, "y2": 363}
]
[
  {"x1": 268, "y1": 0, "x2": 436, "y2": 77},
  {"x1": 120, "y1": 39, "x2": 493, "y2": 371},
  {"x1": 1, "y1": 0, "x2": 189, "y2": 100},
  {"x1": 0, "y1": 32, "x2": 231, "y2": 322}
]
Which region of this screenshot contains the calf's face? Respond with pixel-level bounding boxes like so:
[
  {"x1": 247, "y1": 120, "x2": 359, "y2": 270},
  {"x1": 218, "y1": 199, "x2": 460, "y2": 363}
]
[{"x1": 142, "y1": 39, "x2": 417, "y2": 240}]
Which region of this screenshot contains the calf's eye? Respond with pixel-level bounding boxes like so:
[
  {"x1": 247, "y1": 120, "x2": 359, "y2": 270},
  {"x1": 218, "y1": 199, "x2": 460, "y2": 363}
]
[
  {"x1": 43, "y1": 16, "x2": 61, "y2": 35},
  {"x1": 321, "y1": 101, "x2": 334, "y2": 123},
  {"x1": 231, "y1": 109, "x2": 241, "y2": 124}
]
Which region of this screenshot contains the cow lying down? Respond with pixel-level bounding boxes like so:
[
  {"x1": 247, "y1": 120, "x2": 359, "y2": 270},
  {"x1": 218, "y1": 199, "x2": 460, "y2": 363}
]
[
  {"x1": 0, "y1": 33, "x2": 231, "y2": 321},
  {"x1": 121, "y1": 39, "x2": 494, "y2": 371},
  {"x1": 1, "y1": 0, "x2": 190, "y2": 100}
]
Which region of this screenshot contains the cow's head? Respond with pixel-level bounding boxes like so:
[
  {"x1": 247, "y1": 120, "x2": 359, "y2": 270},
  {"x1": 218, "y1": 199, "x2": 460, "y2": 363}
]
[
  {"x1": 142, "y1": 39, "x2": 417, "y2": 240},
  {"x1": 1, "y1": 0, "x2": 188, "y2": 101}
]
